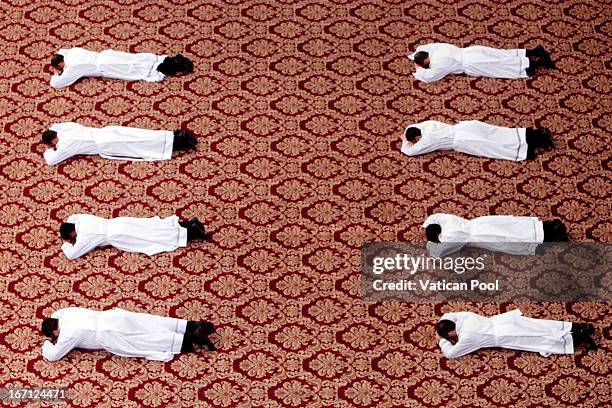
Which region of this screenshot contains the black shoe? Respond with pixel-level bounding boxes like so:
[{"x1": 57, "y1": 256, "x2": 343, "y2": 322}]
[
  {"x1": 585, "y1": 324, "x2": 595, "y2": 336},
  {"x1": 586, "y1": 337, "x2": 598, "y2": 350},
  {"x1": 174, "y1": 54, "x2": 194, "y2": 73},
  {"x1": 532, "y1": 45, "x2": 547, "y2": 58},
  {"x1": 539, "y1": 128, "x2": 554, "y2": 148},
  {"x1": 526, "y1": 67, "x2": 536, "y2": 77},
  {"x1": 541, "y1": 55, "x2": 555, "y2": 69},
  {"x1": 189, "y1": 218, "x2": 207, "y2": 240}
]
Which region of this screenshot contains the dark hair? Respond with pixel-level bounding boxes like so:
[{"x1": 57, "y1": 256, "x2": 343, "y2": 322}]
[
  {"x1": 405, "y1": 127, "x2": 422, "y2": 143},
  {"x1": 42, "y1": 130, "x2": 57, "y2": 145},
  {"x1": 425, "y1": 224, "x2": 442, "y2": 243},
  {"x1": 50, "y1": 54, "x2": 64, "y2": 69},
  {"x1": 41, "y1": 318, "x2": 59, "y2": 337},
  {"x1": 436, "y1": 319, "x2": 456, "y2": 341},
  {"x1": 414, "y1": 51, "x2": 429, "y2": 67},
  {"x1": 59, "y1": 223, "x2": 76, "y2": 240}
]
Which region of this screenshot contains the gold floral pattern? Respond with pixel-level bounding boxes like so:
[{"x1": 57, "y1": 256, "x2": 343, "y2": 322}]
[{"x1": 0, "y1": 0, "x2": 609, "y2": 407}]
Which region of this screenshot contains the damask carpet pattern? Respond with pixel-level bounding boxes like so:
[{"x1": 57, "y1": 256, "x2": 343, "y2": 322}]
[{"x1": 0, "y1": 0, "x2": 610, "y2": 406}]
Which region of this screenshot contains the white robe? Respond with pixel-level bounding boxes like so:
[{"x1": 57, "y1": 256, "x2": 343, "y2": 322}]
[
  {"x1": 50, "y1": 48, "x2": 166, "y2": 88},
  {"x1": 401, "y1": 120, "x2": 528, "y2": 161},
  {"x1": 408, "y1": 43, "x2": 529, "y2": 83},
  {"x1": 438, "y1": 309, "x2": 573, "y2": 359},
  {"x1": 42, "y1": 307, "x2": 186, "y2": 362},
  {"x1": 423, "y1": 213, "x2": 544, "y2": 257},
  {"x1": 61, "y1": 214, "x2": 187, "y2": 259},
  {"x1": 43, "y1": 122, "x2": 175, "y2": 165}
]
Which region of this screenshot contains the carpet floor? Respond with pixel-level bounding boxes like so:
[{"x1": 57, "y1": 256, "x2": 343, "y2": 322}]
[{"x1": 0, "y1": 0, "x2": 610, "y2": 406}]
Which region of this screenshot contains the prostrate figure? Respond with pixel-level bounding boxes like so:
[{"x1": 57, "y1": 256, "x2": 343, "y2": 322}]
[
  {"x1": 408, "y1": 43, "x2": 554, "y2": 83},
  {"x1": 42, "y1": 122, "x2": 198, "y2": 165},
  {"x1": 436, "y1": 309, "x2": 597, "y2": 359},
  {"x1": 402, "y1": 120, "x2": 553, "y2": 161},
  {"x1": 41, "y1": 307, "x2": 216, "y2": 362},
  {"x1": 59, "y1": 214, "x2": 207, "y2": 260},
  {"x1": 50, "y1": 48, "x2": 194, "y2": 88},
  {"x1": 423, "y1": 213, "x2": 569, "y2": 257}
]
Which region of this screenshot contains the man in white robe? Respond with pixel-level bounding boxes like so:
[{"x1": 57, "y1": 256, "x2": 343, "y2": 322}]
[
  {"x1": 408, "y1": 43, "x2": 554, "y2": 83},
  {"x1": 402, "y1": 120, "x2": 553, "y2": 161},
  {"x1": 49, "y1": 48, "x2": 193, "y2": 88},
  {"x1": 42, "y1": 122, "x2": 197, "y2": 165},
  {"x1": 59, "y1": 214, "x2": 207, "y2": 259},
  {"x1": 423, "y1": 213, "x2": 569, "y2": 257},
  {"x1": 41, "y1": 307, "x2": 216, "y2": 362},
  {"x1": 436, "y1": 309, "x2": 596, "y2": 359}
]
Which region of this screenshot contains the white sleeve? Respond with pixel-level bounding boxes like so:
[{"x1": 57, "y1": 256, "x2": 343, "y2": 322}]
[
  {"x1": 61, "y1": 237, "x2": 99, "y2": 260},
  {"x1": 43, "y1": 147, "x2": 74, "y2": 165},
  {"x1": 401, "y1": 139, "x2": 439, "y2": 156},
  {"x1": 413, "y1": 66, "x2": 449, "y2": 84},
  {"x1": 50, "y1": 69, "x2": 82, "y2": 89},
  {"x1": 66, "y1": 214, "x2": 78, "y2": 223},
  {"x1": 42, "y1": 336, "x2": 80, "y2": 362},
  {"x1": 438, "y1": 337, "x2": 480, "y2": 359}
]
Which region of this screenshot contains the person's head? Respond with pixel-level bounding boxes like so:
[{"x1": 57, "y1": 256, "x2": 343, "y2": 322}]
[
  {"x1": 414, "y1": 51, "x2": 430, "y2": 68},
  {"x1": 42, "y1": 130, "x2": 58, "y2": 146},
  {"x1": 425, "y1": 224, "x2": 442, "y2": 243},
  {"x1": 41, "y1": 318, "x2": 59, "y2": 338},
  {"x1": 436, "y1": 319, "x2": 457, "y2": 343},
  {"x1": 59, "y1": 223, "x2": 76, "y2": 240},
  {"x1": 405, "y1": 127, "x2": 422, "y2": 143},
  {"x1": 50, "y1": 54, "x2": 64, "y2": 71}
]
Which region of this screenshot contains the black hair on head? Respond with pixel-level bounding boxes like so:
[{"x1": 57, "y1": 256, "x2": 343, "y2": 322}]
[{"x1": 425, "y1": 224, "x2": 442, "y2": 243}]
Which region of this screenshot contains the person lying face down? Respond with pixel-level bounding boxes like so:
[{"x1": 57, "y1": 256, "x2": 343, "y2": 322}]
[
  {"x1": 41, "y1": 122, "x2": 198, "y2": 165},
  {"x1": 408, "y1": 43, "x2": 554, "y2": 83},
  {"x1": 49, "y1": 47, "x2": 194, "y2": 88},
  {"x1": 59, "y1": 214, "x2": 207, "y2": 260},
  {"x1": 423, "y1": 213, "x2": 569, "y2": 257},
  {"x1": 402, "y1": 120, "x2": 553, "y2": 161},
  {"x1": 41, "y1": 307, "x2": 216, "y2": 362},
  {"x1": 436, "y1": 309, "x2": 596, "y2": 359}
]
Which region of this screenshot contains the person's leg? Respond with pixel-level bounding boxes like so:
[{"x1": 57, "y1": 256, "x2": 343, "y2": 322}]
[
  {"x1": 525, "y1": 128, "x2": 537, "y2": 159},
  {"x1": 180, "y1": 332, "x2": 195, "y2": 352}
]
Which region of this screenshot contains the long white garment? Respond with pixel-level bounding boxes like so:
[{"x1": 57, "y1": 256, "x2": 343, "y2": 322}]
[
  {"x1": 408, "y1": 43, "x2": 529, "y2": 83},
  {"x1": 42, "y1": 307, "x2": 187, "y2": 362},
  {"x1": 438, "y1": 309, "x2": 574, "y2": 359},
  {"x1": 43, "y1": 122, "x2": 175, "y2": 165},
  {"x1": 61, "y1": 214, "x2": 188, "y2": 259},
  {"x1": 401, "y1": 120, "x2": 527, "y2": 161},
  {"x1": 50, "y1": 48, "x2": 166, "y2": 88},
  {"x1": 423, "y1": 213, "x2": 544, "y2": 257}
]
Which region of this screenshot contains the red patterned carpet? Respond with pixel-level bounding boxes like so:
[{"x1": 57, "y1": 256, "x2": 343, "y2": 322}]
[{"x1": 0, "y1": 0, "x2": 610, "y2": 406}]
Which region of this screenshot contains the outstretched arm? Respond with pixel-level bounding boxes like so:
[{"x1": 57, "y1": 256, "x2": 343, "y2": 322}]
[
  {"x1": 438, "y1": 336, "x2": 480, "y2": 359},
  {"x1": 50, "y1": 69, "x2": 82, "y2": 89},
  {"x1": 42, "y1": 336, "x2": 80, "y2": 361},
  {"x1": 61, "y1": 236, "x2": 99, "y2": 260}
]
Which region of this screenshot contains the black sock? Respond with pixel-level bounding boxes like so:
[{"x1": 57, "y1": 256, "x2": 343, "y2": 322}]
[
  {"x1": 525, "y1": 129, "x2": 537, "y2": 159},
  {"x1": 180, "y1": 332, "x2": 195, "y2": 352}
]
